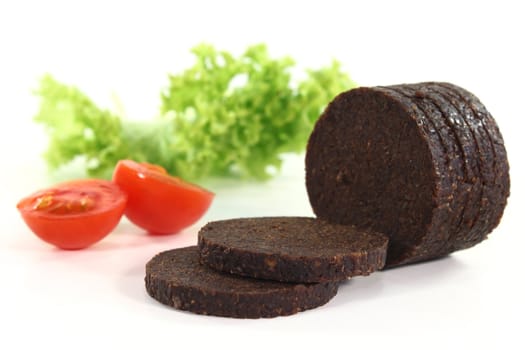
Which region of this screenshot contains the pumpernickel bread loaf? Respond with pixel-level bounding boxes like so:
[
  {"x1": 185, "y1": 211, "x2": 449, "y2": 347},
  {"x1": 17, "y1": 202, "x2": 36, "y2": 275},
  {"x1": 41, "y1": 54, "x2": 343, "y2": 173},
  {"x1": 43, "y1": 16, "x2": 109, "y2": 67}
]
[{"x1": 305, "y1": 83, "x2": 509, "y2": 267}]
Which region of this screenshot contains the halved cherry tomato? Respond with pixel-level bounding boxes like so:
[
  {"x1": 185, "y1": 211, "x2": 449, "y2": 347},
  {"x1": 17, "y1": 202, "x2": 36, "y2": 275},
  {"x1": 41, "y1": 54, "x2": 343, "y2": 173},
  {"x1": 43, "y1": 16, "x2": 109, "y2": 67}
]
[
  {"x1": 112, "y1": 160, "x2": 214, "y2": 234},
  {"x1": 17, "y1": 179, "x2": 127, "y2": 249}
]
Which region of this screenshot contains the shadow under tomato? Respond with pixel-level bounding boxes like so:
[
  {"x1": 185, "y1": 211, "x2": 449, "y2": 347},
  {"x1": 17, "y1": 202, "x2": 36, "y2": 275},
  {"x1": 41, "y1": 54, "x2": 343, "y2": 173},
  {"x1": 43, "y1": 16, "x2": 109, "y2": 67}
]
[
  {"x1": 11, "y1": 219, "x2": 203, "y2": 283},
  {"x1": 75, "y1": 218, "x2": 201, "y2": 250}
]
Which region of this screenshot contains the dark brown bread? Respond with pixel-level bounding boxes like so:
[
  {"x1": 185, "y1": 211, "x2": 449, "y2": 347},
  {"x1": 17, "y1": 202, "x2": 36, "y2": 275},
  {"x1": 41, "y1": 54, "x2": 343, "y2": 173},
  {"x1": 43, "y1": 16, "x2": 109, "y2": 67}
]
[
  {"x1": 434, "y1": 82, "x2": 510, "y2": 245},
  {"x1": 305, "y1": 83, "x2": 510, "y2": 267},
  {"x1": 198, "y1": 217, "x2": 388, "y2": 283},
  {"x1": 395, "y1": 84, "x2": 483, "y2": 254},
  {"x1": 145, "y1": 246, "x2": 338, "y2": 319},
  {"x1": 306, "y1": 86, "x2": 443, "y2": 266},
  {"x1": 372, "y1": 87, "x2": 454, "y2": 262},
  {"x1": 424, "y1": 83, "x2": 494, "y2": 248},
  {"x1": 387, "y1": 85, "x2": 462, "y2": 259}
]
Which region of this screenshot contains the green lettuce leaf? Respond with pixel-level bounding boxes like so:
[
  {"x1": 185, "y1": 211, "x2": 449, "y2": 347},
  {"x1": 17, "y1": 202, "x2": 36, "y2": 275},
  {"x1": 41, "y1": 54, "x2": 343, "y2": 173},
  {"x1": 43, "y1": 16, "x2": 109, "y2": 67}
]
[{"x1": 35, "y1": 44, "x2": 356, "y2": 181}]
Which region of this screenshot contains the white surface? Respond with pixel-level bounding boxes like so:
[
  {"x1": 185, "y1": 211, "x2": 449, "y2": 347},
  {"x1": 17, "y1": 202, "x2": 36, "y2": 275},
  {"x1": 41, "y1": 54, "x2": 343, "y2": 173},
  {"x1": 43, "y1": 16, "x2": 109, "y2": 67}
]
[{"x1": 1, "y1": 1, "x2": 524, "y2": 349}]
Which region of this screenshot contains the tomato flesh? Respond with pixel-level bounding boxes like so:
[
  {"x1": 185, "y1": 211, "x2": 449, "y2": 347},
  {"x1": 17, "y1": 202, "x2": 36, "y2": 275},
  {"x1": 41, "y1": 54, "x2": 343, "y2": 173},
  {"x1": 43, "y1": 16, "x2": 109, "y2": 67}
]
[
  {"x1": 17, "y1": 179, "x2": 127, "y2": 249},
  {"x1": 112, "y1": 160, "x2": 214, "y2": 234}
]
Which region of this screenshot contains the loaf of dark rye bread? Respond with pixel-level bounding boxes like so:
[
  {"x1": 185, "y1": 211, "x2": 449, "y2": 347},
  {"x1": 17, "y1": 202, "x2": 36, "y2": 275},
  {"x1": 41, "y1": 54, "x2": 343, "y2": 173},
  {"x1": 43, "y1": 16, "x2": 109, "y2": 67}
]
[
  {"x1": 305, "y1": 83, "x2": 510, "y2": 267},
  {"x1": 145, "y1": 81, "x2": 509, "y2": 319}
]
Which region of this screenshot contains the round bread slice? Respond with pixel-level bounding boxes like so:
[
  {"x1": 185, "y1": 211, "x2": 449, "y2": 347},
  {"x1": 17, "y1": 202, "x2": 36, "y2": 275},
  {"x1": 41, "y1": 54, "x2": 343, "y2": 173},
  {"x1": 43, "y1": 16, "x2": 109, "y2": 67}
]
[
  {"x1": 198, "y1": 217, "x2": 388, "y2": 283},
  {"x1": 145, "y1": 246, "x2": 338, "y2": 319}
]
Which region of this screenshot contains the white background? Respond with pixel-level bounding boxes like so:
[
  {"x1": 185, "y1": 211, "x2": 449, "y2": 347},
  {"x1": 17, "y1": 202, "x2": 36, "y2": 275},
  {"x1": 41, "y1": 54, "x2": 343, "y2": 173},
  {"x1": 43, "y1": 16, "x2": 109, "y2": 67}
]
[{"x1": 1, "y1": 1, "x2": 524, "y2": 349}]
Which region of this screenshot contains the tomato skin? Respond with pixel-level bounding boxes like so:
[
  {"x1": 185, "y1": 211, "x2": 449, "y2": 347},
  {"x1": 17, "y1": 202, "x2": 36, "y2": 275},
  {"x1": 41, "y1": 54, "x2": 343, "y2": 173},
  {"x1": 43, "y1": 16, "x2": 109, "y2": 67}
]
[
  {"x1": 112, "y1": 160, "x2": 214, "y2": 234},
  {"x1": 17, "y1": 179, "x2": 127, "y2": 249}
]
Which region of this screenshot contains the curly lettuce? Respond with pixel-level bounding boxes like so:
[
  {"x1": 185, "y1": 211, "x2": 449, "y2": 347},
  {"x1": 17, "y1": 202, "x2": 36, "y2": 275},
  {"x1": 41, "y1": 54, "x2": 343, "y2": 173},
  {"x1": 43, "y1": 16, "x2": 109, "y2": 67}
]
[{"x1": 35, "y1": 44, "x2": 356, "y2": 181}]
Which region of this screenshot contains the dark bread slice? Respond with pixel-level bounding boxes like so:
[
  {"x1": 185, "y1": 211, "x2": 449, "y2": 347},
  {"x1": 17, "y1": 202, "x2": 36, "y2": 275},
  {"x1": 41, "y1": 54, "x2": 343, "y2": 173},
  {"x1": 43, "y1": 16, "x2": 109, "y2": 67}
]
[
  {"x1": 198, "y1": 217, "x2": 388, "y2": 283},
  {"x1": 145, "y1": 246, "x2": 338, "y2": 319}
]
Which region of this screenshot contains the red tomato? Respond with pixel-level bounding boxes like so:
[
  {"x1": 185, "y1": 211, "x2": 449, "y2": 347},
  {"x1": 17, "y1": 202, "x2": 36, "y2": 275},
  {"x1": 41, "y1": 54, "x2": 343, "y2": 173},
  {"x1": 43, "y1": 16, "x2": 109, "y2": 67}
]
[
  {"x1": 17, "y1": 179, "x2": 127, "y2": 249},
  {"x1": 112, "y1": 160, "x2": 214, "y2": 234}
]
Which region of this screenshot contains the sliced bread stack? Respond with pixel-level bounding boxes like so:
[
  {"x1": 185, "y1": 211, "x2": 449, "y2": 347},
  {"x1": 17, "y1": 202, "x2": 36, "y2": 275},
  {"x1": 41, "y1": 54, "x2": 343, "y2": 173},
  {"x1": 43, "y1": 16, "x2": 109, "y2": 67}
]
[
  {"x1": 146, "y1": 217, "x2": 388, "y2": 318},
  {"x1": 145, "y1": 82, "x2": 510, "y2": 318},
  {"x1": 306, "y1": 82, "x2": 510, "y2": 266}
]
